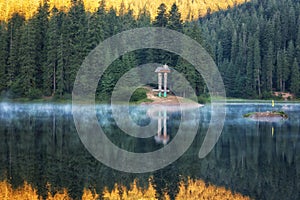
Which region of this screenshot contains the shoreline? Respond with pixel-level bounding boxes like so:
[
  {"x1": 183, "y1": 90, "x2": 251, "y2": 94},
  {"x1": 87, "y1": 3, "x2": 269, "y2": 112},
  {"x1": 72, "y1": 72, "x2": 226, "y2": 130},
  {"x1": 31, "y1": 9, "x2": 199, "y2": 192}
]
[{"x1": 1, "y1": 99, "x2": 300, "y2": 105}]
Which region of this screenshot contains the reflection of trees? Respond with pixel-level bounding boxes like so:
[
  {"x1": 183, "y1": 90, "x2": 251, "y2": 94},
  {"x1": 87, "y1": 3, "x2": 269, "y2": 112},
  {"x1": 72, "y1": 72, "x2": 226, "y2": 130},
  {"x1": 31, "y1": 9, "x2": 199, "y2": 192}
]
[
  {"x1": 152, "y1": 164, "x2": 180, "y2": 200},
  {"x1": 0, "y1": 106, "x2": 299, "y2": 199},
  {"x1": 181, "y1": 118, "x2": 300, "y2": 200}
]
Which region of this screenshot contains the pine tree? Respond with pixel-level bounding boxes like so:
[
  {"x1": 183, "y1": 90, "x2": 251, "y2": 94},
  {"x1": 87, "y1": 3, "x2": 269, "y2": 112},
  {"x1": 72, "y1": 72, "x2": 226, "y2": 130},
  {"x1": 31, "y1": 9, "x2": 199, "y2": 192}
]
[
  {"x1": 136, "y1": 7, "x2": 151, "y2": 28},
  {"x1": 246, "y1": 36, "x2": 255, "y2": 97},
  {"x1": 230, "y1": 30, "x2": 238, "y2": 65},
  {"x1": 118, "y1": 53, "x2": 139, "y2": 90},
  {"x1": 285, "y1": 40, "x2": 294, "y2": 90},
  {"x1": 167, "y1": 3, "x2": 182, "y2": 32},
  {"x1": 86, "y1": 1, "x2": 107, "y2": 51},
  {"x1": 264, "y1": 42, "x2": 274, "y2": 92},
  {"x1": 216, "y1": 41, "x2": 223, "y2": 67},
  {"x1": 120, "y1": 7, "x2": 136, "y2": 31},
  {"x1": 276, "y1": 51, "x2": 283, "y2": 92},
  {"x1": 290, "y1": 58, "x2": 300, "y2": 96},
  {"x1": 287, "y1": 5, "x2": 296, "y2": 42},
  {"x1": 286, "y1": 40, "x2": 295, "y2": 67},
  {"x1": 56, "y1": 12, "x2": 69, "y2": 98},
  {"x1": 64, "y1": 0, "x2": 88, "y2": 94},
  {"x1": 253, "y1": 37, "x2": 262, "y2": 97},
  {"x1": 153, "y1": 3, "x2": 168, "y2": 27},
  {"x1": 56, "y1": 34, "x2": 66, "y2": 98},
  {"x1": 6, "y1": 13, "x2": 25, "y2": 92},
  {"x1": 276, "y1": 49, "x2": 289, "y2": 92},
  {"x1": 44, "y1": 7, "x2": 61, "y2": 96},
  {"x1": 273, "y1": 13, "x2": 281, "y2": 51},
  {"x1": 106, "y1": 8, "x2": 119, "y2": 36},
  {"x1": 296, "y1": 24, "x2": 300, "y2": 66},
  {"x1": 33, "y1": 1, "x2": 49, "y2": 90},
  {"x1": 219, "y1": 18, "x2": 233, "y2": 61},
  {"x1": 0, "y1": 22, "x2": 8, "y2": 92},
  {"x1": 18, "y1": 20, "x2": 37, "y2": 97}
]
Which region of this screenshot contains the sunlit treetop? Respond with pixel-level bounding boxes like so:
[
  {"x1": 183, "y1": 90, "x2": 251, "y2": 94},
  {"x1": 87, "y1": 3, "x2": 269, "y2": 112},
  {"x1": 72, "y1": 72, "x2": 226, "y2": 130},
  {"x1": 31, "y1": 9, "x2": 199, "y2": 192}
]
[{"x1": 0, "y1": 0, "x2": 249, "y2": 21}]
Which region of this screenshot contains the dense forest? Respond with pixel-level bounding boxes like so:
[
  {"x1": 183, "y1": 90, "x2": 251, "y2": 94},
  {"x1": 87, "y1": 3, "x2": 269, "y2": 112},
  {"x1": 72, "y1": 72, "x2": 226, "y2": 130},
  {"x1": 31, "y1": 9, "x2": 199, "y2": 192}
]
[
  {"x1": 201, "y1": 0, "x2": 300, "y2": 98},
  {"x1": 0, "y1": 0, "x2": 248, "y2": 21},
  {"x1": 0, "y1": 0, "x2": 299, "y2": 101}
]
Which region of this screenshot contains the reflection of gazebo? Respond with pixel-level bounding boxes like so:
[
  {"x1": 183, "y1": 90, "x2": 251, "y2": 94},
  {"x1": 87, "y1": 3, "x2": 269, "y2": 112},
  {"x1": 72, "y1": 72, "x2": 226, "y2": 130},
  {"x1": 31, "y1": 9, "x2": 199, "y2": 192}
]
[
  {"x1": 153, "y1": 64, "x2": 171, "y2": 97},
  {"x1": 154, "y1": 109, "x2": 169, "y2": 145}
]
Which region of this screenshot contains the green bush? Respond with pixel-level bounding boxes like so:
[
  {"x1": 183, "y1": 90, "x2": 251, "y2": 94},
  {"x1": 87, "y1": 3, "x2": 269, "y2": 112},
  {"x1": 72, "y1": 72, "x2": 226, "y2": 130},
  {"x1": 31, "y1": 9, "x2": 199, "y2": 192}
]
[
  {"x1": 27, "y1": 88, "x2": 42, "y2": 100},
  {"x1": 197, "y1": 94, "x2": 210, "y2": 104},
  {"x1": 130, "y1": 88, "x2": 148, "y2": 102},
  {"x1": 262, "y1": 91, "x2": 273, "y2": 99}
]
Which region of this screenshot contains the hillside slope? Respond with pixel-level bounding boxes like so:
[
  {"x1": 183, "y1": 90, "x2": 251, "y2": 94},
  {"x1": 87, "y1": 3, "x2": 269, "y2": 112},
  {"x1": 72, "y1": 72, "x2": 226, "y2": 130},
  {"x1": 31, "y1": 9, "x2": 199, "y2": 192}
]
[{"x1": 0, "y1": 0, "x2": 249, "y2": 21}]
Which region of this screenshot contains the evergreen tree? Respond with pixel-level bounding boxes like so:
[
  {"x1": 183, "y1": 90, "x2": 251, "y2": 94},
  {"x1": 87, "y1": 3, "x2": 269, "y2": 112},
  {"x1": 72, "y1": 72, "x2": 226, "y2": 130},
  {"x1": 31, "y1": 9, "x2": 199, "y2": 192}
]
[
  {"x1": 264, "y1": 42, "x2": 274, "y2": 92},
  {"x1": 64, "y1": 0, "x2": 88, "y2": 94},
  {"x1": 153, "y1": 3, "x2": 168, "y2": 27},
  {"x1": 221, "y1": 60, "x2": 237, "y2": 97},
  {"x1": 273, "y1": 13, "x2": 281, "y2": 51},
  {"x1": 216, "y1": 41, "x2": 223, "y2": 67},
  {"x1": 136, "y1": 7, "x2": 151, "y2": 28},
  {"x1": 276, "y1": 51, "x2": 283, "y2": 92},
  {"x1": 276, "y1": 49, "x2": 289, "y2": 92},
  {"x1": 33, "y1": 1, "x2": 49, "y2": 89},
  {"x1": 290, "y1": 58, "x2": 300, "y2": 96},
  {"x1": 219, "y1": 17, "x2": 233, "y2": 61},
  {"x1": 56, "y1": 34, "x2": 66, "y2": 98},
  {"x1": 120, "y1": 8, "x2": 136, "y2": 31},
  {"x1": 296, "y1": 25, "x2": 300, "y2": 65},
  {"x1": 167, "y1": 3, "x2": 182, "y2": 32},
  {"x1": 230, "y1": 30, "x2": 238, "y2": 65},
  {"x1": 245, "y1": 36, "x2": 255, "y2": 97},
  {"x1": 181, "y1": 23, "x2": 206, "y2": 96},
  {"x1": 286, "y1": 40, "x2": 295, "y2": 68},
  {"x1": 0, "y1": 22, "x2": 8, "y2": 92},
  {"x1": 6, "y1": 13, "x2": 25, "y2": 93},
  {"x1": 44, "y1": 7, "x2": 61, "y2": 96},
  {"x1": 56, "y1": 12, "x2": 69, "y2": 98},
  {"x1": 106, "y1": 8, "x2": 119, "y2": 36},
  {"x1": 253, "y1": 37, "x2": 262, "y2": 97},
  {"x1": 18, "y1": 20, "x2": 38, "y2": 97},
  {"x1": 86, "y1": 0, "x2": 107, "y2": 51}
]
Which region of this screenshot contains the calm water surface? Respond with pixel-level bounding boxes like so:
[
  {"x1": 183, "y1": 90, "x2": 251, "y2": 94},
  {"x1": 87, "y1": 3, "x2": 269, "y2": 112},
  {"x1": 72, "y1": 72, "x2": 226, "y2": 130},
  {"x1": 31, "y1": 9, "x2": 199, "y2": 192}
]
[{"x1": 0, "y1": 102, "x2": 299, "y2": 199}]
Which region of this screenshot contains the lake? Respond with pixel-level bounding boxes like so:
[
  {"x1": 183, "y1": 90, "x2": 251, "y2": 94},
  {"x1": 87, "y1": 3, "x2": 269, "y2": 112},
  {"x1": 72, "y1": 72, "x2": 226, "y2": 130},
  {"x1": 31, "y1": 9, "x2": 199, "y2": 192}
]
[{"x1": 0, "y1": 102, "x2": 299, "y2": 199}]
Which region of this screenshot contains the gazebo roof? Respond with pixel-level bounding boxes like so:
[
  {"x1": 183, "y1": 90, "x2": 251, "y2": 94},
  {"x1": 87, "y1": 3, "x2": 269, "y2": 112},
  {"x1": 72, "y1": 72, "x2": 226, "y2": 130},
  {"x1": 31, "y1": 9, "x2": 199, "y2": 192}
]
[{"x1": 155, "y1": 64, "x2": 171, "y2": 73}]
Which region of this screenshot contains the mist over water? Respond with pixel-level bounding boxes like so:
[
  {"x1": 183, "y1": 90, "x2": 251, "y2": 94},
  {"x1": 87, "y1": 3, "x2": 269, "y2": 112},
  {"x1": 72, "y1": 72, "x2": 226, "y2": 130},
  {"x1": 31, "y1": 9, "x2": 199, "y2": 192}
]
[{"x1": 0, "y1": 102, "x2": 299, "y2": 199}]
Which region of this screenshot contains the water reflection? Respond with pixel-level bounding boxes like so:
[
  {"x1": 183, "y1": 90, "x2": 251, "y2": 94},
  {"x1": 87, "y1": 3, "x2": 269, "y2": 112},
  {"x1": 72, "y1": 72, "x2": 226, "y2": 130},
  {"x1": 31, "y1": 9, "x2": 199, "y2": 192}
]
[
  {"x1": 154, "y1": 110, "x2": 169, "y2": 145},
  {"x1": 0, "y1": 103, "x2": 299, "y2": 199}
]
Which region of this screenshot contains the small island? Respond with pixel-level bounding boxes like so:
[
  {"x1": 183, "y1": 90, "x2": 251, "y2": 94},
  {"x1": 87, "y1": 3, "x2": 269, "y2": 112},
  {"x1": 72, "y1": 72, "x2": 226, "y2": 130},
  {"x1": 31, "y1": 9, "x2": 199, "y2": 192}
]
[{"x1": 243, "y1": 111, "x2": 288, "y2": 122}]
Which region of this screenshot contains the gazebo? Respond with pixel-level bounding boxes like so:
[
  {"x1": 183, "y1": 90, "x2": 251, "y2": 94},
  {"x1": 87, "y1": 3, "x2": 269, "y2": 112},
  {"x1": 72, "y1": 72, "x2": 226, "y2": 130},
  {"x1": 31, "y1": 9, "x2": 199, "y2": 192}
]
[{"x1": 154, "y1": 64, "x2": 171, "y2": 97}]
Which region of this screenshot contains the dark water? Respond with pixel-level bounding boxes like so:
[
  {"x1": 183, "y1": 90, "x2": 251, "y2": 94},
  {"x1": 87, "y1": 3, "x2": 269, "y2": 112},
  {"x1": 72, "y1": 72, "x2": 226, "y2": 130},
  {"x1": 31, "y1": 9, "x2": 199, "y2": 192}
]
[{"x1": 0, "y1": 102, "x2": 299, "y2": 199}]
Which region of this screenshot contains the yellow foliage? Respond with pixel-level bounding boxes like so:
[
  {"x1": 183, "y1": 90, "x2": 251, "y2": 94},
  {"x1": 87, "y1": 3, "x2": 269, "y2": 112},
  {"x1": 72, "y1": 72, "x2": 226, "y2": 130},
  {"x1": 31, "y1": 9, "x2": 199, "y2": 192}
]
[
  {"x1": 0, "y1": 0, "x2": 249, "y2": 21},
  {"x1": 176, "y1": 178, "x2": 251, "y2": 200},
  {"x1": 0, "y1": 178, "x2": 251, "y2": 200},
  {"x1": 46, "y1": 188, "x2": 71, "y2": 200},
  {"x1": 0, "y1": 180, "x2": 98, "y2": 200},
  {"x1": 0, "y1": 180, "x2": 39, "y2": 200},
  {"x1": 102, "y1": 178, "x2": 251, "y2": 200},
  {"x1": 82, "y1": 188, "x2": 99, "y2": 200}
]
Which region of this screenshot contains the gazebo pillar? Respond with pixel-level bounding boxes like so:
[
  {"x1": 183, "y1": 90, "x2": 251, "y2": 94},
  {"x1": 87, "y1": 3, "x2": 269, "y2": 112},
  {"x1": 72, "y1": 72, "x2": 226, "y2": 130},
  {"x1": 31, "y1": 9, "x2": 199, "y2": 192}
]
[
  {"x1": 158, "y1": 73, "x2": 162, "y2": 97},
  {"x1": 164, "y1": 73, "x2": 168, "y2": 97}
]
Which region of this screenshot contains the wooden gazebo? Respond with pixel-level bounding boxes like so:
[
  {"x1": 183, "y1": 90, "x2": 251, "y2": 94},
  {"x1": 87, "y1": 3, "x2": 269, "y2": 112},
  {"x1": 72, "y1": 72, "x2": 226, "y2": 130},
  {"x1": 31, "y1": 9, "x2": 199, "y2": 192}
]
[{"x1": 154, "y1": 64, "x2": 171, "y2": 97}]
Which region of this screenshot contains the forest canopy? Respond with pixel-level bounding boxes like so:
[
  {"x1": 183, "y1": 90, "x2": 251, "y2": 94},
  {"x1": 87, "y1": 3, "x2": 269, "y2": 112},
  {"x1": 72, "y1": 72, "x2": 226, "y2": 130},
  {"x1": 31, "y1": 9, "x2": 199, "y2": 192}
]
[
  {"x1": 0, "y1": 0, "x2": 249, "y2": 21},
  {"x1": 0, "y1": 0, "x2": 299, "y2": 101}
]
